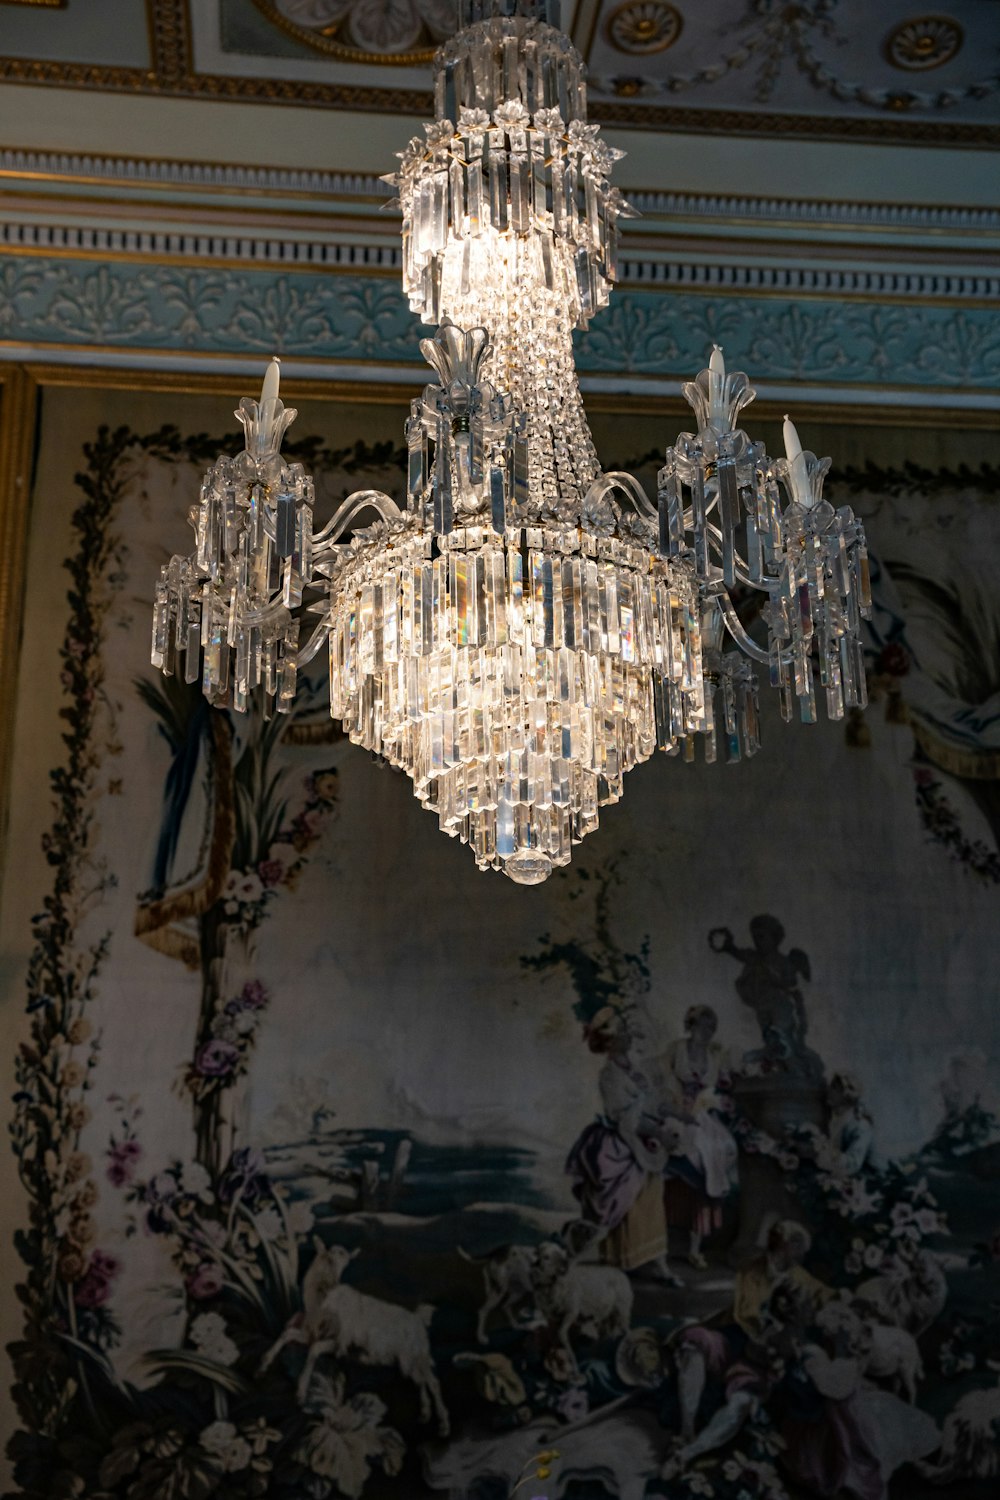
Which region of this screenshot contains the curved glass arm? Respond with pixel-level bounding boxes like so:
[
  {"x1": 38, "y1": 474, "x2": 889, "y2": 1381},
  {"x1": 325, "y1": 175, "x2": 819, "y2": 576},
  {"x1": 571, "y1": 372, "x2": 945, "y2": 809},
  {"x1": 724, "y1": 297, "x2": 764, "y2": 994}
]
[
  {"x1": 295, "y1": 616, "x2": 332, "y2": 669},
  {"x1": 583, "y1": 470, "x2": 658, "y2": 523},
  {"x1": 236, "y1": 598, "x2": 290, "y2": 630},
  {"x1": 716, "y1": 590, "x2": 791, "y2": 667},
  {"x1": 313, "y1": 489, "x2": 402, "y2": 550}
]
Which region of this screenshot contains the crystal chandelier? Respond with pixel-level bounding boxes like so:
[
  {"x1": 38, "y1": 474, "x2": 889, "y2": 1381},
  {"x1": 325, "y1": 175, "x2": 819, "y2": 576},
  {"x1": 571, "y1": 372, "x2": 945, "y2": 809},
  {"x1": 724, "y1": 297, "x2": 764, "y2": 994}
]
[{"x1": 151, "y1": 0, "x2": 871, "y2": 886}]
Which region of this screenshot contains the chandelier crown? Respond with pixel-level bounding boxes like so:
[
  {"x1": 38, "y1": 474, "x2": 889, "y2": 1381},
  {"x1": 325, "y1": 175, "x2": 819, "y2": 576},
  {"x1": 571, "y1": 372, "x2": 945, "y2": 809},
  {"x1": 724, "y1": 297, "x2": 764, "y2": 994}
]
[{"x1": 151, "y1": 0, "x2": 872, "y2": 883}]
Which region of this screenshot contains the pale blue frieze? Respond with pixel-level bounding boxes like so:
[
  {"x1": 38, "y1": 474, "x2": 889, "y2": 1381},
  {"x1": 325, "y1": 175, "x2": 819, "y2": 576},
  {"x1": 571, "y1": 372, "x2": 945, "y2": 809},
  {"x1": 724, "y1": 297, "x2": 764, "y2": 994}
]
[{"x1": 1, "y1": 255, "x2": 999, "y2": 391}]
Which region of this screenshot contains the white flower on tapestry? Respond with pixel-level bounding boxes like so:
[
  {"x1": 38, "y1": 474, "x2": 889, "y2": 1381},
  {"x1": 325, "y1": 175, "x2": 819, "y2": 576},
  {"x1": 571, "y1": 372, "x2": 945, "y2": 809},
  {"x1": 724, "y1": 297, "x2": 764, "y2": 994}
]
[
  {"x1": 890, "y1": 1200, "x2": 946, "y2": 1239},
  {"x1": 199, "y1": 1419, "x2": 252, "y2": 1471},
  {"x1": 253, "y1": 1204, "x2": 284, "y2": 1240},
  {"x1": 179, "y1": 1159, "x2": 215, "y2": 1203},
  {"x1": 224, "y1": 870, "x2": 264, "y2": 914},
  {"x1": 191, "y1": 1312, "x2": 240, "y2": 1367},
  {"x1": 822, "y1": 1174, "x2": 883, "y2": 1218}
]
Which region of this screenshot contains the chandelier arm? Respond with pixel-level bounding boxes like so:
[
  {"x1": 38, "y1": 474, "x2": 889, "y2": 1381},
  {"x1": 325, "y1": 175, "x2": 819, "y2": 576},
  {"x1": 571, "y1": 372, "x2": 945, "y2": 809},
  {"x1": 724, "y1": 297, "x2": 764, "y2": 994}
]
[
  {"x1": 234, "y1": 598, "x2": 290, "y2": 630},
  {"x1": 312, "y1": 490, "x2": 403, "y2": 550},
  {"x1": 716, "y1": 590, "x2": 788, "y2": 667},
  {"x1": 583, "y1": 471, "x2": 658, "y2": 523},
  {"x1": 705, "y1": 521, "x2": 778, "y2": 594},
  {"x1": 294, "y1": 616, "x2": 333, "y2": 669}
]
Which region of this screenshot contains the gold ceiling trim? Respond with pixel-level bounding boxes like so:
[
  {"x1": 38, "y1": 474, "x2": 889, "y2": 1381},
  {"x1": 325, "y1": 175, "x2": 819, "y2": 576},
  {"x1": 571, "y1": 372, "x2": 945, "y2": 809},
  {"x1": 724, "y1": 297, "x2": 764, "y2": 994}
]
[
  {"x1": 0, "y1": 0, "x2": 992, "y2": 144},
  {"x1": 2, "y1": 347, "x2": 999, "y2": 413},
  {"x1": 16, "y1": 361, "x2": 1000, "y2": 427}
]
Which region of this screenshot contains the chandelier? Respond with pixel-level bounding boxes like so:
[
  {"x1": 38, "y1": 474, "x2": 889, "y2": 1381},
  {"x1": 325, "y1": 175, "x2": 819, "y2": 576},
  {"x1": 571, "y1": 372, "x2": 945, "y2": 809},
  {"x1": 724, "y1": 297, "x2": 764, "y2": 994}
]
[{"x1": 151, "y1": 0, "x2": 871, "y2": 886}]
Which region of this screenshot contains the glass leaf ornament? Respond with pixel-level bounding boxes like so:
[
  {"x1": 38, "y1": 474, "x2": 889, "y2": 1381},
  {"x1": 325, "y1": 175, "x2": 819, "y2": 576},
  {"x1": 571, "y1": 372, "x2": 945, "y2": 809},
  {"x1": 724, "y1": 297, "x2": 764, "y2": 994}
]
[{"x1": 152, "y1": 1, "x2": 871, "y2": 884}]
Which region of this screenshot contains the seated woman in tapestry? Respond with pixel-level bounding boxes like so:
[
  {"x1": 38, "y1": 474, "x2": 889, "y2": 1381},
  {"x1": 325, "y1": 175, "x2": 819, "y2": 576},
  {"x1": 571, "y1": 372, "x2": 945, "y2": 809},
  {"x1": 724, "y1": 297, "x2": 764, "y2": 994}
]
[
  {"x1": 564, "y1": 1005, "x2": 685, "y2": 1285},
  {"x1": 658, "y1": 1004, "x2": 739, "y2": 1268}
]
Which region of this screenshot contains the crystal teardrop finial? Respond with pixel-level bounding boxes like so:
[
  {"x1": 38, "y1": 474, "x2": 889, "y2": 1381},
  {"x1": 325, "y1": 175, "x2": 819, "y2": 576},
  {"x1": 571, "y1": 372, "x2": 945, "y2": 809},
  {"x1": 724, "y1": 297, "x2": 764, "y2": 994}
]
[{"x1": 504, "y1": 851, "x2": 554, "y2": 885}]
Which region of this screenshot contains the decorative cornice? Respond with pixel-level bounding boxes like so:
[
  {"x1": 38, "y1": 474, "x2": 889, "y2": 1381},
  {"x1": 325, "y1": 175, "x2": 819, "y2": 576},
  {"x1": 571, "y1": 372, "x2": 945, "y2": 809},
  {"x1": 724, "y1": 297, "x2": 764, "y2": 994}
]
[
  {"x1": 0, "y1": 221, "x2": 401, "y2": 271},
  {"x1": 616, "y1": 259, "x2": 1000, "y2": 303},
  {"x1": 3, "y1": 150, "x2": 999, "y2": 238},
  {"x1": 3, "y1": 220, "x2": 997, "y2": 304},
  {"x1": 0, "y1": 258, "x2": 997, "y2": 394},
  {"x1": 628, "y1": 190, "x2": 1000, "y2": 235},
  {"x1": 0, "y1": 148, "x2": 386, "y2": 199}
]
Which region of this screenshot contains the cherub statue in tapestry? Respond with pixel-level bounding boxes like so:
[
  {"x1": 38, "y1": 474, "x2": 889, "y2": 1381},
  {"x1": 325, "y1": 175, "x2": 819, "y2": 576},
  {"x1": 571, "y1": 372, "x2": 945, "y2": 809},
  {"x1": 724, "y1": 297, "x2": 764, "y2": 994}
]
[{"x1": 709, "y1": 914, "x2": 824, "y2": 1080}]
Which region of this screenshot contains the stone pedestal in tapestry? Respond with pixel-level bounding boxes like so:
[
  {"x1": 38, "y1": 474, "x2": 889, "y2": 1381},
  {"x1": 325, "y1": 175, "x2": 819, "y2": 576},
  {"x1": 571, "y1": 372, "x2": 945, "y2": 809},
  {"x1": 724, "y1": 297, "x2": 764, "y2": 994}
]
[{"x1": 731, "y1": 1074, "x2": 826, "y2": 1259}]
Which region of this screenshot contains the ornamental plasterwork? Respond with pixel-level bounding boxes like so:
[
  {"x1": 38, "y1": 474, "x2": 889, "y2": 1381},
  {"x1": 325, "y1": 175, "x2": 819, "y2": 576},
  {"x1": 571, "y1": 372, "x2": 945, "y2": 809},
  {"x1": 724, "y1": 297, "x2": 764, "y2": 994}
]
[
  {"x1": 885, "y1": 16, "x2": 964, "y2": 72},
  {"x1": 6, "y1": 148, "x2": 1000, "y2": 235},
  {"x1": 7, "y1": 213, "x2": 1000, "y2": 304},
  {"x1": 605, "y1": 0, "x2": 682, "y2": 56},
  {"x1": 0, "y1": 0, "x2": 997, "y2": 141},
  {"x1": 2, "y1": 256, "x2": 999, "y2": 394},
  {"x1": 590, "y1": 0, "x2": 997, "y2": 114},
  {"x1": 254, "y1": 0, "x2": 454, "y2": 65}
]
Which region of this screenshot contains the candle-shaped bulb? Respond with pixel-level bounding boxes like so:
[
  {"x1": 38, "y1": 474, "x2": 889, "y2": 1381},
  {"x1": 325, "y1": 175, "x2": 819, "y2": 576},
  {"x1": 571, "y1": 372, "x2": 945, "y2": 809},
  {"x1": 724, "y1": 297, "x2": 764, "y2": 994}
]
[
  {"x1": 783, "y1": 414, "x2": 811, "y2": 506},
  {"x1": 782, "y1": 414, "x2": 802, "y2": 462},
  {"x1": 260, "y1": 356, "x2": 281, "y2": 408},
  {"x1": 708, "y1": 344, "x2": 726, "y2": 424}
]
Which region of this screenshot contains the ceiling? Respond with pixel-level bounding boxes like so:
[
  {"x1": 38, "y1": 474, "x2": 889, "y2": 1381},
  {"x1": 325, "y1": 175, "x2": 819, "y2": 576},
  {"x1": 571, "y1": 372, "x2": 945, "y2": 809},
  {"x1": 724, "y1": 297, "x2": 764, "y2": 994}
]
[{"x1": 1, "y1": 0, "x2": 998, "y2": 144}]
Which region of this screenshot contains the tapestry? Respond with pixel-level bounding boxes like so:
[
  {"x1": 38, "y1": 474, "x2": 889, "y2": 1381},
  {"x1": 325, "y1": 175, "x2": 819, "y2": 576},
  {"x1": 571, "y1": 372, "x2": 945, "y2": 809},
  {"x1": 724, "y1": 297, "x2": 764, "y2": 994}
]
[{"x1": 1, "y1": 383, "x2": 998, "y2": 1500}]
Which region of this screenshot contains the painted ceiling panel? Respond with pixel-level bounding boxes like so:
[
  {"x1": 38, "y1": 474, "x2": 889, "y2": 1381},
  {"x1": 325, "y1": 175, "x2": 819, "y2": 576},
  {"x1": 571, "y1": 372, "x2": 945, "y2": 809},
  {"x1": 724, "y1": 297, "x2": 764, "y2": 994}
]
[{"x1": 0, "y1": 0, "x2": 150, "y2": 67}]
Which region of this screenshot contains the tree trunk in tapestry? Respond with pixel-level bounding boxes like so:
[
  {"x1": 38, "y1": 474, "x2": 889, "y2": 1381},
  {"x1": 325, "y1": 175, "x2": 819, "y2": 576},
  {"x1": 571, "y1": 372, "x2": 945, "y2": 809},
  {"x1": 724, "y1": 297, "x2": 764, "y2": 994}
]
[
  {"x1": 193, "y1": 908, "x2": 244, "y2": 1177},
  {"x1": 139, "y1": 688, "x2": 341, "y2": 1177}
]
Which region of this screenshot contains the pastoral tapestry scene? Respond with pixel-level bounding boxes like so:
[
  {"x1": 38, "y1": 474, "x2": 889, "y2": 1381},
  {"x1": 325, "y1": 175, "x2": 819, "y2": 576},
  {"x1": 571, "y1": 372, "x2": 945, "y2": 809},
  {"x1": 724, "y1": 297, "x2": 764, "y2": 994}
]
[{"x1": 1, "y1": 383, "x2": 998, "y2": 1500}]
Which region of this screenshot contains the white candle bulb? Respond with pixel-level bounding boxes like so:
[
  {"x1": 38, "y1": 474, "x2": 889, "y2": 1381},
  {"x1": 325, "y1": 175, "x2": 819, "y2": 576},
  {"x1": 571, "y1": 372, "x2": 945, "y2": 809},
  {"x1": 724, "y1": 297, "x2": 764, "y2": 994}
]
[
  {"x1": 260, "y1": 357, "x2": 281, "y2": 407},
  {"x1": 782, "y1": 414, "x2": 802, "y2": 463},
  {"x1": 783, "y1": 414, "x2": 812, "y2": 506},
  {"x1": 709, "y1": 344, "x2": 726, "y2": 423}
]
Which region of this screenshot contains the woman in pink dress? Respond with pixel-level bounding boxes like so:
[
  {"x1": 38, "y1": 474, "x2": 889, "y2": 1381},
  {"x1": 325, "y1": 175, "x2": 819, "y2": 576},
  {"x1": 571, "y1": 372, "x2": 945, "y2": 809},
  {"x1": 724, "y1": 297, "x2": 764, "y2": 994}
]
[{"x1": 565, "y1": 1006, "x2": 683, "y2": 1281}]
